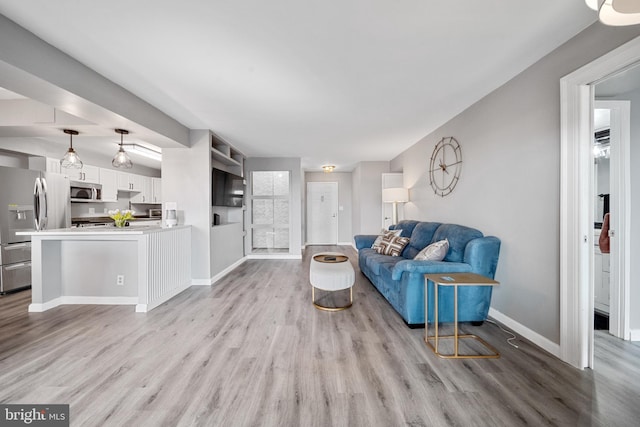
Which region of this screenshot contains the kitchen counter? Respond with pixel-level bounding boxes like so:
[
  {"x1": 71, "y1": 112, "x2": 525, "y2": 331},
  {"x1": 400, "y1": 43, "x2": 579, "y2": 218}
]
[
  {"x1": 17, "y1": 225, "x2": 191, "y2": 313},
  {"x1": 21, "y1": 224, "x2": 183, "y2": 236}
]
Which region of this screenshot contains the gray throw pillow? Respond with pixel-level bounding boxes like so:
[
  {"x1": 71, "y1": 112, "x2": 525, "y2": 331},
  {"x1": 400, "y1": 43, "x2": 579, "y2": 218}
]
[{"x1": 414, "y1": 239, "x2": 449, "y2": 261}]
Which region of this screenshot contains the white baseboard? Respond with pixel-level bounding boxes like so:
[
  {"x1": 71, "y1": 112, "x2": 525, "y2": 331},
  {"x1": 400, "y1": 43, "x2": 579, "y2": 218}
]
[
  {"x1": 29, "y1": 296, "x2": 137, "y2": 312},
  {"x1": 338, "y1": 241, "x2": 353, "y2": 246},
  {"x1": 489, "y1": 307, "x2": 561, "y2": 357},
  {"x1": 62, "y1": 296, "x2": 138, "y2": 305},
  {"x1": 28, "y1": 297, "x2": 64, "y2": 312},
  {"x1": 191, "y1": 278, "x2": 212, "y2": 286},
  {"x1": 211, "y1": 257, "x2": 247, "y2": 285},
  {"x1": 246, "y1": 254, "x2": 302, "y2": 260},
  {"x1": 629, "y1": 329, "x2": 640, "y2": 341}
]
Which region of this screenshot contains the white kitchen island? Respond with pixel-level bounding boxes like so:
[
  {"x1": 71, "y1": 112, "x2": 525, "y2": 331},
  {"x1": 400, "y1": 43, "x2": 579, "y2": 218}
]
[{"x1": 18, "y1": 225, "x2": 191, "y2": 313}]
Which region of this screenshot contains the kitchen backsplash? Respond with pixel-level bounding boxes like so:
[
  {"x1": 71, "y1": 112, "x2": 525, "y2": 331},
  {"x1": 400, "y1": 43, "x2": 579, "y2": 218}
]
[{"x1": 71, "y1": 196, "x2": 160, "y2": 218}]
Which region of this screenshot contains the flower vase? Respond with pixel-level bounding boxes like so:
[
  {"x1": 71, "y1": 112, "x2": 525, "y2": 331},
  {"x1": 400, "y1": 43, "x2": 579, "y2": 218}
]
[{"x1": 114, "y1": 219, "x2": 126, "y2": 228}]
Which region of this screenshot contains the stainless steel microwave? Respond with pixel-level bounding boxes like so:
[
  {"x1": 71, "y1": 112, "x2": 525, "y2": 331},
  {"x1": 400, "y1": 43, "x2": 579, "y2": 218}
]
[{"x1": 70, "y1": 181, "x2": 102, "y2": 202}]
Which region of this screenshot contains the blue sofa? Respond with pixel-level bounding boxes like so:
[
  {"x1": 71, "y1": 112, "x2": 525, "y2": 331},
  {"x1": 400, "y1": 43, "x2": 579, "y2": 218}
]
[{"x1": 354, "y1": 220, "x2": 501, "y2": 326}]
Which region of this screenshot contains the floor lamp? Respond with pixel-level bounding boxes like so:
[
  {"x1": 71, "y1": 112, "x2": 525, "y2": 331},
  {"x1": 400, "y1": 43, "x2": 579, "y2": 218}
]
[{"x1": 382, "y1": 187, "x2": 409, "y2": 225}]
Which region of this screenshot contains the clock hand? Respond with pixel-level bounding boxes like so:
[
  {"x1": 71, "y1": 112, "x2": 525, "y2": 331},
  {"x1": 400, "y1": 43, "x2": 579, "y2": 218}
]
[
  {"x1": 439, "y1": 161, "x2": 449, "y2": 174},
  {"x1": 444, "y1": 160, "x2": 462, "y2": 167}
]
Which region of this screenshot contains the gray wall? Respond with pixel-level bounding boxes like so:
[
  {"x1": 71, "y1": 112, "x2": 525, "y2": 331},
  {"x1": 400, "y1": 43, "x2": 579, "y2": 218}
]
[
  {"x1": 304, "y1": 172, "x2": 353, "y2": 244},
  {"x1": 163, "y1": 130, "x2": 212, "y2": 281},
  {"x1": 245, "y1": 157, "x2": 303, "y2": 256},
  {"x1": 390, "y1": 23, "x2": 640, "y2": 344},
  {"x1": 351, "y1": 161, "x2": 390, "y2": 236}
]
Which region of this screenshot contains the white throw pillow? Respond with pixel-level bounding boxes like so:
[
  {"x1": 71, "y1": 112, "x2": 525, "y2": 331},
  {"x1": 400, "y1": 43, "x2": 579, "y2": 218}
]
[
  {"x1": 372, "y1": 228, "x2": 402, "y2": 249},
  {"x1": 414, "y1": 239, "x2": 449, "y2": 261}
]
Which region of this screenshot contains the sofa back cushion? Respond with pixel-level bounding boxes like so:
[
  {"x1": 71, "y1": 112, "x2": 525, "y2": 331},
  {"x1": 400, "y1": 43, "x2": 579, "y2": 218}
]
[
  {"x1": 432, "y1": 224, "x2": 483, "y2": 262},
  {"x1": 389, "y1": 220, "x2": 420, "y2": 238},
  {"x1": 403, "y1": 222, "x2": 441, "y2": 259}
]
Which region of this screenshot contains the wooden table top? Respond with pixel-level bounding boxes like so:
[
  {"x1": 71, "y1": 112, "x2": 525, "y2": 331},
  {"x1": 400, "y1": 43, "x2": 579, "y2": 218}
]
[{"x1": 424, "y1": 272, "x2": 499, "y2": 287}]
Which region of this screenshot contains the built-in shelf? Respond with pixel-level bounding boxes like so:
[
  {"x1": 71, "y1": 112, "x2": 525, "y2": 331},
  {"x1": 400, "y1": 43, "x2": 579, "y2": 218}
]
[
  {"x1": 211, "y1": 134, "x2": 245, "y2": 170},
  {"x1": 211, "y1": 147, "x2": 242, "y2": 167}
]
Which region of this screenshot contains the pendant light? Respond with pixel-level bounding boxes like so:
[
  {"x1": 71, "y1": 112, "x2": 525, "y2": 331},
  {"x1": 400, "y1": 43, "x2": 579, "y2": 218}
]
[
  {"x1": 112, "y1": 129, "x2": 133, "y2": 168},
  {"x1": 60, "y1": 129, "x2": 83, "y2": 169}
]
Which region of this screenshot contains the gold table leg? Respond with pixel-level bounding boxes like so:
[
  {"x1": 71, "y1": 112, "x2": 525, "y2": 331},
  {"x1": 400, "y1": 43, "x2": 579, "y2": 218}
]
[
  {"x1": 312, "y1": 285, "x2": 353, "y2": 311},
  {"x1": 424, "y1": 281, "x2": 500, "y2": 359}
]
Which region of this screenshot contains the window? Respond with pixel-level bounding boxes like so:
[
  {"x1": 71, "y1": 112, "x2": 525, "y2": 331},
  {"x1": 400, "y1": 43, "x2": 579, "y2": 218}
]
[{"x1": 250, "y1": 171, "x2": 289, "y2": 253}]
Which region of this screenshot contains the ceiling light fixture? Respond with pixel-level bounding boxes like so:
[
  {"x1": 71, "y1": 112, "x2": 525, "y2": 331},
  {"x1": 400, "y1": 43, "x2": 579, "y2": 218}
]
[
  {"x1": 322, "y1": 165, "x2": 335, "y2": 173},
  {"x1": 60, "y1": 129, "x2": 83, "y2": 169},
  {"x1": 586, "y1": 0, "x2": 640, "y2": 26},
  {"x1": 122, "y1": 144, "x2": 162, "y2": 162},
  {"x1": 112, "y1": 129, "x2": 133, "y2": 168}
]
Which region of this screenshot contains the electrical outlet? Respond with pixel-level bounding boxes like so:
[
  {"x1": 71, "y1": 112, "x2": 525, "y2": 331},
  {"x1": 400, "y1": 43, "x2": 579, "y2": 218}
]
[
  {"x1": 88, "y1": 207, "x2": 95, "y2": 214},
  {"x1": 116, "y1": 275, "x2": 125, "y2": 286}
]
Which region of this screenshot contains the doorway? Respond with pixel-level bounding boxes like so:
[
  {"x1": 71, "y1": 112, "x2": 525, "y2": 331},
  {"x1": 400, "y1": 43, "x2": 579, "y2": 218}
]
[
  {"x1": 591, "y1": 100, "x2": 632, "y2": 344},
  {"x1": 560, "y1": 36, "x2": 639, "y2": 369},
  {"x1": 306, "y1": 182, "x2": 338, "y2": 245}
]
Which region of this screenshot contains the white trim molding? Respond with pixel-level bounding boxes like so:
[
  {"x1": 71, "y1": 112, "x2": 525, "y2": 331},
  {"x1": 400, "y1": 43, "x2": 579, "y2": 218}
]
[
  {"x1": 246, "y1": 254, "x2": 302, "y2": 260},
  {"x1": 629, "y1": 329, "x2": 640, "y2": 342},
  {"x1": 29, "y1": 296, "x2": 138, "y2": 312},
  {"x1": 489, "y1": 308, "x2": 560, "y2": 357},
  {"x1": 560, "y1": 34, "x2": 640, "y2": 369}
]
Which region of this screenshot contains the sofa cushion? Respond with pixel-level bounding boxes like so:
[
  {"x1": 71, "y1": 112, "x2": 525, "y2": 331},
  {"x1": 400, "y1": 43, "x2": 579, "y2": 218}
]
[
  {"x1": 403, "y1": 222, "x2": 442, "y2": 258},
  {"x1": 375, "y1": 235, "x2": 410, "y2": 256},
  {"x1": 389, "y1": 220, "x2": 420, "y2": 238},
  {"x1": 364, "y1": 251, "x2": 403, "y2": 275},
  {"x1": 414, "y1": 239, "x2": 449, "y2": 261},
  {"x1": 432, "y1": 224, "x2": 483, "y2": 263}
]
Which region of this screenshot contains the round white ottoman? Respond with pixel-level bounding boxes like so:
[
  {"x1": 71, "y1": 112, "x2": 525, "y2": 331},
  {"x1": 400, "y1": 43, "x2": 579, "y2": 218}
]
[{"x1": 310, "y1": 252, "x2": 355, "y2": 311}]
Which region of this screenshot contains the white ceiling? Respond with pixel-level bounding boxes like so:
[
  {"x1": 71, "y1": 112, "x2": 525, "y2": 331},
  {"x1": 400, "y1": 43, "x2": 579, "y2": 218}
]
[{"x1": 0, "y1": 1, "x2": 596, "y2": 171}]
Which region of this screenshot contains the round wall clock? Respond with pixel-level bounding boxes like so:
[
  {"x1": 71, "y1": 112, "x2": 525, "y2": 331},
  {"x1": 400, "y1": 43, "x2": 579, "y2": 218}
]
[{"x1": 429, "y1": 137, "x2": 462, "y2": 197}]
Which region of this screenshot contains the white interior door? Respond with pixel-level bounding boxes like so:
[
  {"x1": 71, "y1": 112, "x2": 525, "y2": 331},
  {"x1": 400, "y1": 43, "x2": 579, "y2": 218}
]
[{"x1": 307, "y1": 182, "x2": 338, "y2": 245}]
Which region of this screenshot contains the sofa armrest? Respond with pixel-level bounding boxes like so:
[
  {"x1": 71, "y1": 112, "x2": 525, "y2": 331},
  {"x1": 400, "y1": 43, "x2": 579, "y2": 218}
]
[
  {"x1": 354, "y1": 235, "x2": 377, "y2": 250},
  {"x1": 464, "y1": 236, "x2": 501, "y2": 278},
  {"x1": 391, "y1": 260, "x2": 472, "y2": 280}
]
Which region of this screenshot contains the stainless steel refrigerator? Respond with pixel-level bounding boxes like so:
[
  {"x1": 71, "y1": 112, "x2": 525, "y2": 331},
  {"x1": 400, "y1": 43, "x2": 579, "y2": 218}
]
[{"x1": 0, "y1": 165, "x2": 70, "y2": 294}]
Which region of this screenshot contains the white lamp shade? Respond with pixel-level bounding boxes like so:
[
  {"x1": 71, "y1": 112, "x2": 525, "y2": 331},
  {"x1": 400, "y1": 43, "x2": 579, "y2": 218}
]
[
  {"x1": 382, "y1": 187, "x2": 409, "y2": 203},
  {"x1": 586, "y1": 0, "x2": 640, "y2": 26}
]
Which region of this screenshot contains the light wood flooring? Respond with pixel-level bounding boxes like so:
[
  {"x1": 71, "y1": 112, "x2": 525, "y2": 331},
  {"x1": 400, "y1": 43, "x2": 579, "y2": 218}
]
[{"x1": 1, "y1": 245, "x2": 640, "y2": 426}]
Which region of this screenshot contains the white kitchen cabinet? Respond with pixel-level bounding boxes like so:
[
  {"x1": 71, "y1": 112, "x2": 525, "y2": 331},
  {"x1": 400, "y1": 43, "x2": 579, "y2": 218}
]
[
  {"x1": 63, "y1": 164, "x2": 100, "y2": 184},
  {"x1": 152, "y1": 178, "x2": 162, "y2": 203},
  {"x1": 130, "y1": 173, "x2": 143, "y2": 192},
  {"x1": 46, "y1": 157, "x2": 61, "y2": 174},
  {"x1": 100, "y1": 168, "x2": 118, "y2": 202},
  {"x1": 131, "y1": 176, "x2": 152, "y2": 203},
  {"x1": 117, "y1": 171, "x2": 143, "y2": 191},
  {"x1": 117, "y1": 172, "x2": 132, "y2": 190}
]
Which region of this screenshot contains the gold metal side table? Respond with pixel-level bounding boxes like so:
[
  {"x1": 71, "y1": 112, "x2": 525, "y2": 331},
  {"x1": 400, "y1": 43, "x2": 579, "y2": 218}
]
[{"x1": 424, "y1": 273, "x2": 500, "y2": 359}]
